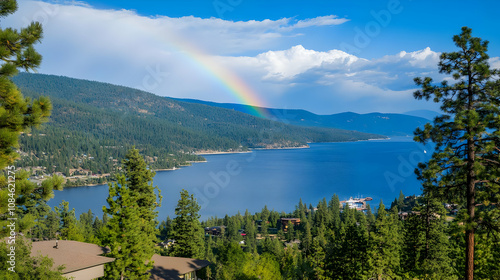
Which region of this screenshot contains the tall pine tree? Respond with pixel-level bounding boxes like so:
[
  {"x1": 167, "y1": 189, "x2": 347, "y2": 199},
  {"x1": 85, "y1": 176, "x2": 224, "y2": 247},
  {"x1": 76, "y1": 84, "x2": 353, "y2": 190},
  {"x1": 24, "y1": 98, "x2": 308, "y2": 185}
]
[
  {"x1": 402, "y1": 196, "x2": 455, "y2": 279},
  {"x1": 367, "y1": 201, "x2": 403, "y2": 279},
  {"x1": 102, "y1": 148, "x2": 161, "y2": 280},
  {"x1": 170, "y1": 189, "x2": 205, "y2": 259},
  {"x1": 0, "y1": 0, "x2": 49, "y2": 168},
  {"x1": 413, "y1": 27, "x2": 500, "y2": 280}
]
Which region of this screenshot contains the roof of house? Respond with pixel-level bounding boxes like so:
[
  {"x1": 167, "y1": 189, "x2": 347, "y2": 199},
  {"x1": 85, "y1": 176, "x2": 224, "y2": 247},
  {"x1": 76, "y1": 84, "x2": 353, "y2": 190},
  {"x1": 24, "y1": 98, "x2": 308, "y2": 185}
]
[
  {"x1": 149, "y1": 254, "x2": 210, "y2": 280},
  {"x1": 30, "y1": 240, "x2": 115, "y2": 274}
]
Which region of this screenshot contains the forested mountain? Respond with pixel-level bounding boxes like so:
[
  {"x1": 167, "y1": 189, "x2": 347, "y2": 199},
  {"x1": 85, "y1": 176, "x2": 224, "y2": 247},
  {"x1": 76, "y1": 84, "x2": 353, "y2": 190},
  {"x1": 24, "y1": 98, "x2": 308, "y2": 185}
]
[
  {"x1": 12, "y1": 73, "x2": 383, "y2": 177},
  {"x1": 176, "y1": 98, "x2": 431, "y2": 136},
  {"x1": 403, "y1": 110, "x2": 442, "y2": 120}
]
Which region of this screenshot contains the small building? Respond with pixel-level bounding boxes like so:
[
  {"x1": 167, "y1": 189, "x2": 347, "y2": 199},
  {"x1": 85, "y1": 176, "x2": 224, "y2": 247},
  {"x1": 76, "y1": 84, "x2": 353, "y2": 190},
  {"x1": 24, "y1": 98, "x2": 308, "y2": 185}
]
[
  {"x1": 30, "y1": 240, "x2": 115, "y2": 280},
  {"x1": 279, "y1": 218, "x2": 301, "y2": 232},
  {"x1": 149, "y1": 254, "x2": 210, "y2": 280},
  {"x1": 204, "y1": 226, "x2": 225, "y2": 236},
  {"x1": 30, "y1": 240, "x2": 210, "y2": 280}
]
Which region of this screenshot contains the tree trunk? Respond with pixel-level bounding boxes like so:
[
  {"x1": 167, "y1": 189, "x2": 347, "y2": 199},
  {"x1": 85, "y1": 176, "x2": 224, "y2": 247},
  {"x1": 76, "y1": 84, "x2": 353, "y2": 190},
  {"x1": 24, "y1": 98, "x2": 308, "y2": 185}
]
[
  {"x1": 465, "y1": 121, "x2": 475, "y2": 280},
  {"x1": 465, "y1": 61, "x2": 475, "y2": 280}
]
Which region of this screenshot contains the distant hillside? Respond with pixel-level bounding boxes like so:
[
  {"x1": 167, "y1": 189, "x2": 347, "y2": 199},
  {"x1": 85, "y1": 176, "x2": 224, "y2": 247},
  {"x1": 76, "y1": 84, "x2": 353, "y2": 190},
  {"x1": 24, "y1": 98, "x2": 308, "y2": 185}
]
[
  {"x1": 175, "y1": 98, "x2": 431, "y2": 136},
  {"x1": 12, "y1": 73, "x2": 384, "y2": 176},
  {"x1": 403, "y1": 110, "x2": 441, "y2": 120}
]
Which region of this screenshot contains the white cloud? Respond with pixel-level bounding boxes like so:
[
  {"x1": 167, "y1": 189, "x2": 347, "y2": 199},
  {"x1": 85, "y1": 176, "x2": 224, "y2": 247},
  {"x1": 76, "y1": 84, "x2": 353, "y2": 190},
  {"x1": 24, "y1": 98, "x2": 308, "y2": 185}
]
[
  {"x1": 490, "y1": 57, "x2": 500, "y2": 70},
  {"x1": 10, "y1": 1, "x2": 348, "y2": 55},
  {"x1": 291, "y1": 15, "x2": 349, "y2": 29},
  {"x1": 210, "y1": 46, "x2": 447, "y2": 112}
]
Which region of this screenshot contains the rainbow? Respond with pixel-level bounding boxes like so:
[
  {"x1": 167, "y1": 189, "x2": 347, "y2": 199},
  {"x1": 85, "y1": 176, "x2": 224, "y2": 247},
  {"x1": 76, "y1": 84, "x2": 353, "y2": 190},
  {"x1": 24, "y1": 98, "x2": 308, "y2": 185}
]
[{"x1": 150, "y1": 28, "x2": 270, "y2": 119}]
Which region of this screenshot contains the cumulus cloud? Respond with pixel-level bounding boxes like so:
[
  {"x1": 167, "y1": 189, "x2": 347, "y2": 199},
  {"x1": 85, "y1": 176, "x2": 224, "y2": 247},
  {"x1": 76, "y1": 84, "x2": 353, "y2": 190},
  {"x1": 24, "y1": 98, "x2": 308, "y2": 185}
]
[
  {"x1": 211, "y1": 45, "x2": 448, "y2": 112},
  {"x1": 217, "y1": 45, "x2": 441, "y2": 89}
]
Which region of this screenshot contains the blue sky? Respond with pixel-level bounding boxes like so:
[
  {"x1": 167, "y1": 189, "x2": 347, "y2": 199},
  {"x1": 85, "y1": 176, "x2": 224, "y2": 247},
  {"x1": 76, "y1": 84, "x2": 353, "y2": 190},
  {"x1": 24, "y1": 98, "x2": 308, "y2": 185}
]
[{"x1": 5, "y1": 0, "x2": 500, "y2": 114}]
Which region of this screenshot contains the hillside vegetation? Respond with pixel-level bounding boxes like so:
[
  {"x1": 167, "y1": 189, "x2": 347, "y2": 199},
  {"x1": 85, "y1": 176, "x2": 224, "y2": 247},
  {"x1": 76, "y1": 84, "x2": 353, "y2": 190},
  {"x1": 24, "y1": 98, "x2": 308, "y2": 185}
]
[{"x1": 12, "y1": 73, "x2": 384, "y2": 177}]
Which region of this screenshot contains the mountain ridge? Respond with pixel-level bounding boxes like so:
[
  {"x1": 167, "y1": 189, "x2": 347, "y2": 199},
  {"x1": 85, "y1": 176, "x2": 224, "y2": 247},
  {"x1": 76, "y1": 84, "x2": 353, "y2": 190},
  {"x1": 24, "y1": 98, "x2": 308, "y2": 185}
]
[{"x1": 174, "y1": 98, "x2": 433, "y2": 136}]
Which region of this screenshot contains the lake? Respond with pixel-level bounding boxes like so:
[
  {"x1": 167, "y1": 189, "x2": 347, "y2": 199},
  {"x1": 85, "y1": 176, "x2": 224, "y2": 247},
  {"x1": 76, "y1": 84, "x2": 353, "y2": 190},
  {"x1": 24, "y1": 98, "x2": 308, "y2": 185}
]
[{"x1": 47, "y1": 137, "x2": 432, "y2": 220}]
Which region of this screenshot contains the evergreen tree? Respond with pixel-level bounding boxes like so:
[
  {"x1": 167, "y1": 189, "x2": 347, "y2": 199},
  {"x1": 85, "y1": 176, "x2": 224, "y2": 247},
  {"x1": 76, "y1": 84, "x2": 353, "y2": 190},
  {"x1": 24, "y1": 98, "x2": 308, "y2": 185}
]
[
  {"x1": 309, "y1": 238, "x2": 327, "y2": 279},
  {"x1": 44, "y1": 210, "x2": 60, "y2": 239},
  {"x1": 366, "y1": 203, "x2": 376, "y2": 228},
  {"x1": 54, "y1": 200, "x2": 84, "y2": 241},
  {"x1": 402, "y1": 196, "x2": 456, "y2": 279},
  {"x1": 413, "y1": 27, "x2": 500, "y2": 280},
  {"x1": 300, "y1": 219, "x2": 313, "y2": 255},
  {"x1": 0, "y1": 0, "x2": 50, "y2": 169},
  {"x1": 260, "y1": 205, "x2": 270, "y2": 236},
  {"x1": 244, "y1": 209, "x2": 257, "y2": 252},
  {"x1": 0, "y1": 170, "x2": 63, "y2": 237},
  {"x1": 473, "y1": 230, "x2": 500, "y2": 279},
  {"x1": 367, "y1": 201, "x2": 403, "y2": 279},
  {"x1": 79, "y1": 209, "x2": 98, "y2": 243},
  {"x1": 286, "y1": 221, "x2": 295, "y2": 242},
  {"x1": 328, "y1": 194, "x2": 341, "y2": 233},
  {"x1": 215, "y1": 241, "x2": 250, "y2": 280},
  {"x1": 102, "y1": 148, "x2": 161, "y2": 280},
  {"x1": 242, "y1": 253, "x2": 283, "y2": 280},
  {"x1": 328, "y1": 207, "x2": 370, "y2": 280},
  {"x1": 282, "y1": 243, "x2": 305, "y2": 280},
  {"x1": 0, "y1": 237, "x2": 65, "y2": 280},
  {"x1": 226, "y1": 216, "x2": 242, "y2": 242},
  {"x1": 170, "y1": 189, "x2": 205, "y2": 258},
  {"x1": 158, "y1": 216, "x2": 172, "y2": 241}
]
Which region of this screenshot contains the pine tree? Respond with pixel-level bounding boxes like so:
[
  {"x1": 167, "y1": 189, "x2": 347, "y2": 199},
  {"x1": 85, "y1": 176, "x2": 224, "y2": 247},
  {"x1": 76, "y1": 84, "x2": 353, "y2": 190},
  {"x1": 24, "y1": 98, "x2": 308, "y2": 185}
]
[
  {"x1": 367, "y1": 201, "x2": 403, "y2": 279},
  {"x1": 102, "y1": 148, "x2": 161, "y2": 280},
  {"x1": 244, "y1": 209, "x2": 257, "y2": 252},
  {"x1": 79, "y1": 209, "x2": 98, "y2": 243},
  {"x1": 328, "y1": 194, "x2": 341, "y2": 233},
  {"x1": 54, "y1": 200, "x2": 84, "y2": 241},
  {"x1": 328, "y1": 207, "x2": 370, "y2": 280},
  {"x1": 286, "y1": 220, "x2": 295, "y2": 242},
  {"x1": 402, "y1": 196, "x2": 456, "y2": 279},
  {"x1": 226, "y1": 216, "x2": 242, "y2": 242},
  {"x1": 0, "y1": 170, "x2": 63, "y2": 237},
  {"x1": 0, "y1": 0, "x2": 50, "y2": 169},
  {"x1": 260, "y1": 205, "x2": 270, "y2": 236},
  {"x1": 413, "y1": 27, "x2": 500, "y2": 280},
  {"x1": 0, "y1": 237, "x2": 66, "y2": 279},
  {"x1": 0, "y1": 5, "x2": 61, "y2": 271},
  {"x1": 170, "y1": 189, "x2": 205, "y2": 259},
  {"x1": 309, "y1": 238, "x2": 327, "y2": 279}
]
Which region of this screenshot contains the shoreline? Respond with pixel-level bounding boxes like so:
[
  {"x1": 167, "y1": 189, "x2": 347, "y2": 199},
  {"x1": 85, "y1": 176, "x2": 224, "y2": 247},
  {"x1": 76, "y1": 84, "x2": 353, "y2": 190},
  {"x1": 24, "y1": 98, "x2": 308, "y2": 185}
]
[
  {"x1": 54, "y1": 139, "x2": 384, "y2": 188},
  {"x1": 355, "y1": 137, "x2": 391, "y2": 142},
  {"x1": 196, "y1": 150, "x2": 252, "y2": 155},
  {"x1": 252, "y1": 145, "x2": 310, "y2": 151}
]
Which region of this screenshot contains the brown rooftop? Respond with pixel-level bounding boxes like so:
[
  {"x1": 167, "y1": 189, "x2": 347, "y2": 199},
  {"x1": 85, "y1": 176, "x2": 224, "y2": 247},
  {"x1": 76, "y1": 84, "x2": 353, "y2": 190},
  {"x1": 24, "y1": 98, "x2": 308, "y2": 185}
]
[
  {"x1": 149, "y1": 254, "x2": 210, "y2": 280},
  {"x1": 31, "y1": 240, "x2": 114, "y2": 274}
]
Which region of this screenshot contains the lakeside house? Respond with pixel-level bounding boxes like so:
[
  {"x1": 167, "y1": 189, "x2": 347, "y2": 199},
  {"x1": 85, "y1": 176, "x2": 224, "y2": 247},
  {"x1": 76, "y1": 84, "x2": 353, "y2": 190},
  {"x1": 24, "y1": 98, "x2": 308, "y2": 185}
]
[
  {"x1": 279, "y1": 218, "x2": 301, "y2": 232},
  {"x1": 149, "y1": 255, "x2": 210, "y2": 280},
  {"x1": 30, "y1": 240, "x2": 210, "y2": 280},
  {"x1": 204, "y1": 226, "x2": 226, "y2": 236},
  {"x1": 31, "y1": 240, "x2": 115, "y2": 280}
]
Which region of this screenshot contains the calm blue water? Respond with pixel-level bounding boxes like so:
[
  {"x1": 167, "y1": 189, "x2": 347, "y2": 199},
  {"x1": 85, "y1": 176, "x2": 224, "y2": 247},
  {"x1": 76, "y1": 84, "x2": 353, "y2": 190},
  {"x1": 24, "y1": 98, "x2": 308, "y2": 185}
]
[{"x1": 47, "y1": 137, "x2": 432, "y2": 220}]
